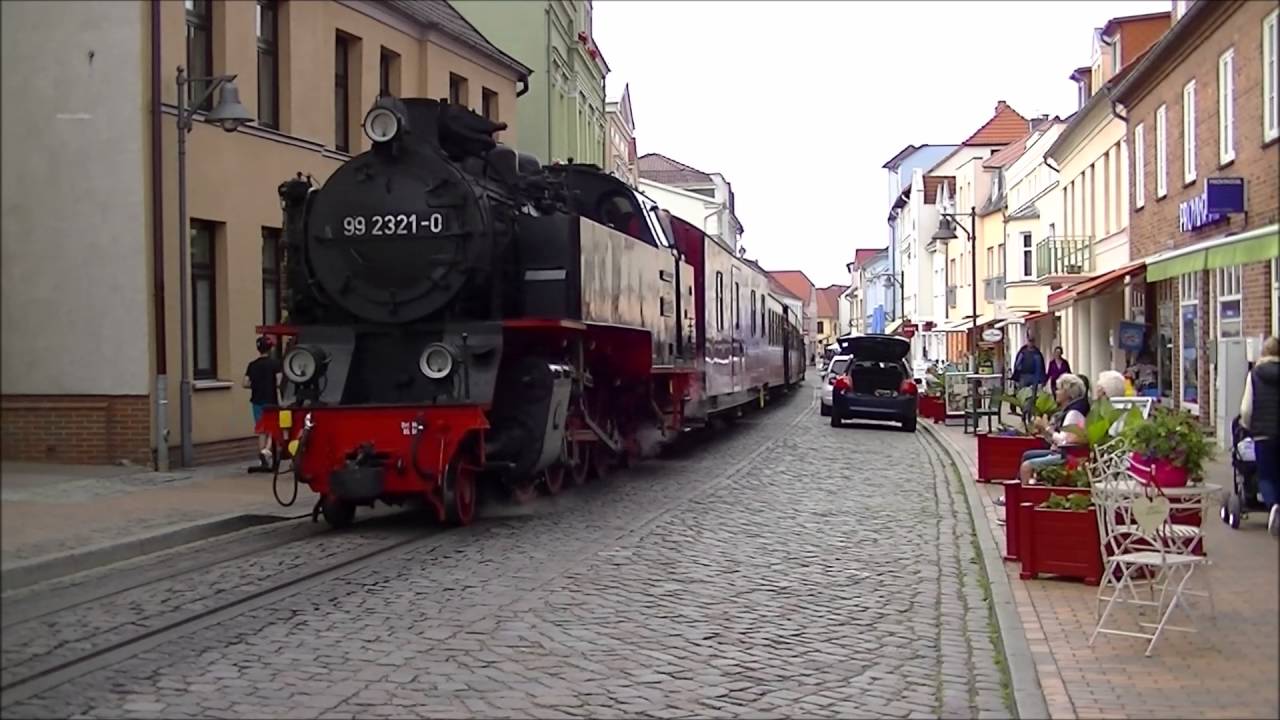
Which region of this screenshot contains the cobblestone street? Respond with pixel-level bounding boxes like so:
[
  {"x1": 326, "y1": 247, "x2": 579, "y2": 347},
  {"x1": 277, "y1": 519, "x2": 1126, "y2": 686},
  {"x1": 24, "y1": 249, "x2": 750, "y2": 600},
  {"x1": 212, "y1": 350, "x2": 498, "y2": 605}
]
[{"x1": 2, "y1": 383, "x2": 1010, "y2": 719}]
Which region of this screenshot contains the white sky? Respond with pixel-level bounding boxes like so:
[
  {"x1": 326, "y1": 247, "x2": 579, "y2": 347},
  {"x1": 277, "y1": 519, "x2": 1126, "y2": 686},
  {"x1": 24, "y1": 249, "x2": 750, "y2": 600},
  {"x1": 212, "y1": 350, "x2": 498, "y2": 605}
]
[{"x1": 593, "y1": 0, "x2": 1169, "y2": 288}]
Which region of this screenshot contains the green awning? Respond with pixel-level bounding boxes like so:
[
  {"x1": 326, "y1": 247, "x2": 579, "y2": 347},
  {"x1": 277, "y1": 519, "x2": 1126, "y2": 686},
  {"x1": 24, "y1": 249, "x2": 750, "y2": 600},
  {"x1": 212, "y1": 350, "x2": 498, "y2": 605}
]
[
  {"x1": 1146, "y1": 223, "x2": 1279, "y2": 281},
  {"x1": 1206, "y1": 225, "x2": 1279, "y2": 269}
]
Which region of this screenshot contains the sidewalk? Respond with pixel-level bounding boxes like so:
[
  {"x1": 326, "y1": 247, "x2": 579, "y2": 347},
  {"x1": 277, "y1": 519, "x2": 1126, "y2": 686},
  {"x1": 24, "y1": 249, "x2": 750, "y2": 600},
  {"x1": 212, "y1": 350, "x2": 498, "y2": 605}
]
[
  {"x1": 1, "y1": 460, "x2": 302, "y2": 587},
  {"x1": 926, "y1": 418, "x2": 1279, "y2": 719}
]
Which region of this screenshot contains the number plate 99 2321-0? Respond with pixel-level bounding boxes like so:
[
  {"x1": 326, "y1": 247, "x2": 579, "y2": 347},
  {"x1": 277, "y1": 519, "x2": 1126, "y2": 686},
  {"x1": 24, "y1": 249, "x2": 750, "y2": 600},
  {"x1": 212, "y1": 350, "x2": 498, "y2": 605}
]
[{"x1": 341, "y1": 212, "x2": 448, "y2": 237}]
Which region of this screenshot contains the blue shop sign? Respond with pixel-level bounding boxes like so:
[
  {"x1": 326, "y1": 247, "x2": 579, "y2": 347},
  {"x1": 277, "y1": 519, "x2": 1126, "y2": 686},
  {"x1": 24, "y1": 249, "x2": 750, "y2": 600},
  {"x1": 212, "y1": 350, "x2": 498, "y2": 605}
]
[
  {"x1": 1205, "y1": 177, "x2": 1245, "y2": 214},
  {"x1": 1178, "y1": 183, "x2": 1230, "y2": 233}
]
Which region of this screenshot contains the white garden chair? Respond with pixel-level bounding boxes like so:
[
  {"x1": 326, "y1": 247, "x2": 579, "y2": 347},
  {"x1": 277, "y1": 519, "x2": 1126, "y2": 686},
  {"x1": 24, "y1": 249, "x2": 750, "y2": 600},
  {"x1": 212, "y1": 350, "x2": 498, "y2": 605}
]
[{"x1": 1090, "y1": 478, "x2": 1214, "y2": 657}]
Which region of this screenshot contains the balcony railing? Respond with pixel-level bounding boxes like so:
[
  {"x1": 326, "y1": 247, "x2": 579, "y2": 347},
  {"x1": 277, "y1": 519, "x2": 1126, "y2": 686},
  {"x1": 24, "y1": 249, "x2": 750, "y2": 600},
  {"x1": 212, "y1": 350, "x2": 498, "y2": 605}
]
[
  {"x1": 984, "y1": 275, "x2": 1006, "y2": 301},
  {"x1": 946, "y1": 285, "x2": 957, "y2": 307},
  {"x1": 1035, "y1": 236, "x2": 1093, "y2": 280}
]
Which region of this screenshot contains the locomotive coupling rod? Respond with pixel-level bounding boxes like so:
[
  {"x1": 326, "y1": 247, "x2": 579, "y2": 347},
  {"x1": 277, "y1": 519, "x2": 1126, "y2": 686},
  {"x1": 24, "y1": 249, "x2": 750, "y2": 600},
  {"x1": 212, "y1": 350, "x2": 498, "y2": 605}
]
[{"x1": 577, "y1": 396, "x2": 623, "y2": 454}]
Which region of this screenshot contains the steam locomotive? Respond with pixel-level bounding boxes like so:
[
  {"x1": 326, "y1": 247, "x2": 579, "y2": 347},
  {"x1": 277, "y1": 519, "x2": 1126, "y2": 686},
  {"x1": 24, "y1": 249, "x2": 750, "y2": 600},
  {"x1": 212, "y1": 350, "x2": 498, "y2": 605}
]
[{"x1": 261, "y1": 95, "x2": 805, "y2": 529}]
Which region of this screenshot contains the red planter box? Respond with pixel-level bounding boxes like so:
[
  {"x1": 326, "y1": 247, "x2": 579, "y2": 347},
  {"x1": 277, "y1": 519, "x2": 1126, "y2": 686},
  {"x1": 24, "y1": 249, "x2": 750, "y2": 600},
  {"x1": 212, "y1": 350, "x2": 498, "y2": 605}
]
[
  {"x1": 1002, "y1": 483, "x2": 1091, "y2": 561},
  {"x1": 1018, "y1": 502, "x2": 1103, "y2": 586},
  {"x1": 918, "y1": 395, "x2": 945, "y2": 422},
  {"x1": 977, "y1": 433, "x2": 1048, "y2": 483}
]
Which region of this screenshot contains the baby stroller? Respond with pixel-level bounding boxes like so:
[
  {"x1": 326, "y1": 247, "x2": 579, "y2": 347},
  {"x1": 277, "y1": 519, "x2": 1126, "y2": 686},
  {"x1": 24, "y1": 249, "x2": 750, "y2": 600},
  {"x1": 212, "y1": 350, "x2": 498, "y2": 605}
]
[{"x1": 1220, "y1": 415, "x2": 1266, "y2": 529}]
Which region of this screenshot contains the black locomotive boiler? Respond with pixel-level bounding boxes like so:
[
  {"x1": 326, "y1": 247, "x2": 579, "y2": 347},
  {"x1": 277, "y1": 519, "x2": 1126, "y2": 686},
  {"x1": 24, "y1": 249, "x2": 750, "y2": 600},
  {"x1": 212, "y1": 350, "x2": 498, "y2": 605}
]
[{"x1": 261, "y1": 95, "x2": 804, "y2": 528}]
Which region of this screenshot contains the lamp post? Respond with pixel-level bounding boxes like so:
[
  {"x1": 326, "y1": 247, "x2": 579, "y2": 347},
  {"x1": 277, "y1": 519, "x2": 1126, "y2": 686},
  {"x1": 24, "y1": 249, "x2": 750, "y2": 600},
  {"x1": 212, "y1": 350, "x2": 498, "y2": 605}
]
[
  {"x1": 174, "y1": 67, "x2": 253, "y2": 467},
  {"x1": 932, "y1": 206, "x2": 980, "y2": 413}
]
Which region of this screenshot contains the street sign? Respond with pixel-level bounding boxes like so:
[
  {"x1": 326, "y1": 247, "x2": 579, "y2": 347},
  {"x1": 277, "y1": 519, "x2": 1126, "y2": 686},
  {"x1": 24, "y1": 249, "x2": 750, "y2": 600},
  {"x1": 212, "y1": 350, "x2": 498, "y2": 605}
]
[
  {"x1": 981, "y1": 328, "x2": 1003, "y2": 343},
  {"x1": 1205, "y1": 177, "x2": 1245, "y2": 214}
]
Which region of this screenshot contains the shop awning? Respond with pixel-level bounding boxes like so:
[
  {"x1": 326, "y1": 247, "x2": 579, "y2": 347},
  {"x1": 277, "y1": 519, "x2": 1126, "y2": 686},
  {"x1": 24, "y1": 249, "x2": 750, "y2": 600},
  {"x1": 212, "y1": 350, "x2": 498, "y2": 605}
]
[
  {"x1": 884, "y1": 318, "x2": 905, "y2": 335},
  {"x1": 1047, "y1": 262, "x2": 1144, "y2": 311},
  {"x1": 1145, "y1": 223, "x2": 1280, "y2": 282},
  {"x1": 995, "y1": 310, "x2": 1052, "y2": 328},
  {"x1": 937, "y1": 318, "x2": 975, "y2": 332}
]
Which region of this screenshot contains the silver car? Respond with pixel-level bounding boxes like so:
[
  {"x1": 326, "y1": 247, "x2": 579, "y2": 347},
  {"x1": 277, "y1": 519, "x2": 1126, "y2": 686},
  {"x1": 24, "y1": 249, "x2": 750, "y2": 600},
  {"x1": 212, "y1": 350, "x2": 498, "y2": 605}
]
[{"x1": 819, "y1": 355, "x2": 852, "y2": 416}]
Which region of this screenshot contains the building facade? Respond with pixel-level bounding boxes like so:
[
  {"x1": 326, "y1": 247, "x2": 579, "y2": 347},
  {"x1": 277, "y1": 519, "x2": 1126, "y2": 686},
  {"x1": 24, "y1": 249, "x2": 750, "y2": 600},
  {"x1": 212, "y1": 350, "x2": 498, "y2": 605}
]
[
  {"x1": 1114, "y1": 0, "x2": 1279, "y2": 445},
  {"x1": 883, "y1": 144, "x2": 959, "y2": 323},
  {"x1": 768, "y1": 271, "x2": 819, "y2": 363},
  {"x1": 1, "y1": 0, "x2": 529, "y2": 465},
  {"x1": 638, "y1": 153, "x2": 744, "y2": 251},
  {"x1": 815, "y1": 285, "x2": 849, "y2": 353},
  {"x1": 454, "y1": 0, "x2": 607, "y2": 166},
  {"x1": 604, "y1": 82, "x2": 637, "y2": 186}
]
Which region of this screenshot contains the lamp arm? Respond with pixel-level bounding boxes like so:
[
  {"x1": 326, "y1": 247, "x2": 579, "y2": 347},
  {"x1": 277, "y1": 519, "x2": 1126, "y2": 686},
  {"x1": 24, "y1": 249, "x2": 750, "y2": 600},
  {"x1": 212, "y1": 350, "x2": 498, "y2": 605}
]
[{"x1": 178, "y1": 74, "x2": 235, "y2": 129}]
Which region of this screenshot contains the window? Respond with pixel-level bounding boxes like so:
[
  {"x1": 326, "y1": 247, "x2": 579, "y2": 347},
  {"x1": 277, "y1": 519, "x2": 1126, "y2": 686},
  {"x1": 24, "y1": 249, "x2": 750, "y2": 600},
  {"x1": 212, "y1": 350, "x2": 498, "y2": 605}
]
[
  {"x1": 1021, "y1": 232, "x2": 1033, "y2": 277},
  {"x1": 1182, "y1": 80, "x2": 1196, "y2": 184},
  {"x1": 1216, "y1": 266, "x2": 1242, "y2": 339},
  {"x1": 761, "y1": 301, "x2": 766, "y2": 340},
  {"x1": 1178, "y1": 272, "x2": 1201, "y2": 414},
  {"x1": 750, "y1": 290, "x2": 757, "y2": 336},
  {"x1": 1134, "y1": 123, "x2": 1146, "y2": 207},
  {"x1": 379, "y1": 48, "x2": 400, "y2": 97},
  {"x1": 481, "y1": 88, "x2": 498, "y2": 122},
  {"x1": 185, "y1": 0, "x2": 213, "y2": 112},
  {"x1": 262, "y1": 228, "x2": 282, "y2": 326},
  {"x1": 715, "y1": 271, "x2": 724, "y2": 331},
  {"x1": 1174, "y1": 0, "x2": 1188, "y2": 21},
  {"x1": 449, "y1": 73, "x2": 468, "y2": 107},
  {"x1": 817, "y1": 320, "x2": 825, "y2": 335},
  {"x1": 734, "y1": 282, "x2": 741, "y2": 330},
  {"x1": 256, "y1": 1, "x2": 278, "y2": 129},
  {"x1": 1219, "y1": 49, "x2": 1235, "y2": 164},
  {"x1": 335, "y1": 34, "x2": 351, "y2": 152},
  {"x1": 1264, "y1": 8, "x2": 1278, "y2": 142},
  {"x1": 191, "y1": 220, "x2": 218, "y2": 380},
  {"x1": 1111, "y1": 35, "x2": 1121, "y2": 72},
  {"x1": 1155, "y1": 104, "x2": 1168, "y2": 198}
]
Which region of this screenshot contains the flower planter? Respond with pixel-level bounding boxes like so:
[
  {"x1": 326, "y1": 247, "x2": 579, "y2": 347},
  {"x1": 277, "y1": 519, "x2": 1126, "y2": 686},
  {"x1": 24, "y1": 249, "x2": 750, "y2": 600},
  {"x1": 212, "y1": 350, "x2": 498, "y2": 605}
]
[
  {"x1": 918, "y1": 395, "x2": 945, "y2": 422},
  {"x1": 1128, "y1": 454, "x2": 1189, "y2": 488},
  {"x1": 1018, "y1": 502, "x2": 1103, "y2": 586},
  {"x1": 977, "y1": 433, "x2": 1048, "y2": 483},
  {"x1": 1002, "y1": 483, "x2": 1091, "y2": 562}
]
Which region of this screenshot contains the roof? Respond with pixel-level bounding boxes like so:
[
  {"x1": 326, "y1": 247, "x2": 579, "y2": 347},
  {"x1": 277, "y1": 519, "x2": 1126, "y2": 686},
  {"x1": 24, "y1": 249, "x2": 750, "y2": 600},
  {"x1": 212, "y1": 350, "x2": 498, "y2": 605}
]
[
  {"x1": 816, "y1": 286, "x2": 846, "y2": 318},
  {"x1": 1111, "y1": 1, "x2": 1216, "y2": 106},
  {"x1": 850, "y1": 248, "x2": 888, "y2": 270},
  {"x1": 605, "y1": 83, "x2": 634, "y2": 131},
  {"x1": 923, "y1": 175, "x2": 953, "y2": 204},
  {"x1": 385, "y1": 1, "x2": 532, "y2": 79},
  {"x1": 981, "y1": 116, "x2": 1058, "y2": 169},
  {"x1": 768, "y1": 271, "x2": 816, "y2": 302},
  {"x1": 880, "y1": 145, "x2": 919, "y2": 169},
  {"x1": 768, "y1": 279, "x2": 802, "y2": 301},
  {"x1": 962, "y1": 101, "x2": 1031, "y2": 146},
  {"x1": 1049, "y1": 48, "x2": 1152, "y2": 161},
  {"x1": 1101, "y1": 11, "x2": 1171, "y2": 39},
  {"x1": 637, "y1": 153, "x2": 712, "y2": 185}
]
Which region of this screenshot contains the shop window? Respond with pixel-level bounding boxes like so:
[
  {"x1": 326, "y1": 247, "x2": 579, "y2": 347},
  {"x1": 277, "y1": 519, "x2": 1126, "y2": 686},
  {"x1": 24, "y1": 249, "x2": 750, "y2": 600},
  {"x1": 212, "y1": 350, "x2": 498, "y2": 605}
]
[
  {"x1": 1215, "y1": 266, "x2": 1242, "y2": 339},
  {"x1": 191, "y1": 220, "x2": 219, "y2": 380},
  {"x1": 1179, "y1": 273, "x2": 1201, "y2": 414},
  {"x1": 1156, "y1": 282, "x2": 1175, "y2": 399}
]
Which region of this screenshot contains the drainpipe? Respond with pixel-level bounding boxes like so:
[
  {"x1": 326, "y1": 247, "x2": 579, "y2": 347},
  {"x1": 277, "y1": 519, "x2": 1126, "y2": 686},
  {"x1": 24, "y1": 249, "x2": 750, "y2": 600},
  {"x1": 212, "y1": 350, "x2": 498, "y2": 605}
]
[
  {"x1": 545, "y1": 6, "x2": 553, "y2": 161},
  {"x1": 149, "y1": 0, "x2": 170, "y2": 472},
  {"x1": 1108, "y1": 94, "x2": 1128, "y2": 123}
]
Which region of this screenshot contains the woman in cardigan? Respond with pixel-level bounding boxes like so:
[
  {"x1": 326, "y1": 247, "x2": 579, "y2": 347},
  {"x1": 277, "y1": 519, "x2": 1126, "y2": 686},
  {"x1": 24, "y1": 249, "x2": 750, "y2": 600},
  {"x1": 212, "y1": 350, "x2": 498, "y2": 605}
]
[{"x1": 1046, "y1": 346, "x2": 1071, "y2": 395}]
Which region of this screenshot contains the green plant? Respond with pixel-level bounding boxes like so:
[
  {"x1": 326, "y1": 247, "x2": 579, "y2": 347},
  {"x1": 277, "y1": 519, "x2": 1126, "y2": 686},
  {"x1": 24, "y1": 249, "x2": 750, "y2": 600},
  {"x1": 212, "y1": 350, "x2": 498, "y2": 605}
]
[
  {"x1": 1061, "y1": 395, "x2": 1144, "y2": 452},
  {"x1": 995, "y1": 386, "x2": 1058, "y2": 435},
  {"x1": 1034, "y1": 462, "x2": 1090, "y2": 488},
  {"x1": 1120, "y1": 406, "x2": 1214, "y2": 480},
  {"x1": 1039, "y1": 492, "x2": 1093, "y2": 511}
]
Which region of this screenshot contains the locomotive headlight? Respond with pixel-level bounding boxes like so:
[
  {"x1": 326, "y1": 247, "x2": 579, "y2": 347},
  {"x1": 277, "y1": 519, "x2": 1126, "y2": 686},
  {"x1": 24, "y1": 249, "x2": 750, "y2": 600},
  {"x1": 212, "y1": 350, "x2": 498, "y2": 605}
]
[
  {"x1": 283, "y1": 347, "x2": 322, "y2": 384},
  {"x1": 363, "y1": 107, "x2": 400, "y2": 144},
  {"x1": 419, "y1": 343, "x2": 454, "y2": 380}
]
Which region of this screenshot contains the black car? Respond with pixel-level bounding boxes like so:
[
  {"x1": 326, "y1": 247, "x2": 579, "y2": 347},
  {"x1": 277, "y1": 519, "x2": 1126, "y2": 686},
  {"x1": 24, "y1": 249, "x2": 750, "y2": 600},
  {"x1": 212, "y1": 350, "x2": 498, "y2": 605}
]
[{"x1": 829, "y1": 334, "x2": 918, "y2": 432}]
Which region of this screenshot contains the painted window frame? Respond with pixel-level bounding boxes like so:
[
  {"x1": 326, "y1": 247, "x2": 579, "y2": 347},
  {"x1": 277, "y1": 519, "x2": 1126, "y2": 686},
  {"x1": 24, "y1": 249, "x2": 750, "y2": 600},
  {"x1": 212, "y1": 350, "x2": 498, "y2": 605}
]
[
  {"x1": 191, "y1": 219, "x2": 219, "y2": 381},
  {"x1": 185, "y1": 0, "x2": 214, "y2": 112},
  {"x1": 1265, "y1": 8, "x2": 1279, "y2": 142},
  {"x1": 1021, "y1": 231, "x2": 1033, "y2": 278},
  {"x1": 1155, "y1": 105, "x2": 1168, "y2": 198},
  {"x1": 1134, "y1": 123, "x2": 1146, "y2": 208},
  {"x1": 715, "y1": 271, "x2": 724, "y2": 331},
  {"x1": 334, "y1": 34, "x2": 351, "y2": 152},
  {"x1": 1214, "y1": 266, "x2": 1242, "y2": 339},
  {"x1": 1218, "y1": 48, "x2": 1235, "y2": 164},
  {"x1": 1182, "y1": 80, "x2": 1196, "y2": 185},
  {"x1": 1178, "y1": 272, "x2": 1200, "y2": 415},
  {"x1": 256, "y1": 0, "x2": 279, "y2": 130}
]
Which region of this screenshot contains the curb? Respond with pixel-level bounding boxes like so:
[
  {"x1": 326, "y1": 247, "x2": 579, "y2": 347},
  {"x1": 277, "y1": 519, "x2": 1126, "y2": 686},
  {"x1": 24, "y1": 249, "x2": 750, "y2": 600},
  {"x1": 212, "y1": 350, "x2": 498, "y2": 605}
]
[
  {"x1": 1, "y1": 512, "x2": 300, "y2": 592},
  {"x1": 921, "y1": 421, "x2": 1051, "y2": 720}
]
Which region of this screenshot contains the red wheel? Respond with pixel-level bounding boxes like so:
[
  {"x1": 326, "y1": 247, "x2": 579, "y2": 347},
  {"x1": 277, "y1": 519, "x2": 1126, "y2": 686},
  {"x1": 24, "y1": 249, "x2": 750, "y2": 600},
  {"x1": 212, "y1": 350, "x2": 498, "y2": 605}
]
[
  {"x1": 443, "y1": 460, "x2": 478, "y2": 526},
  {"x1": 567, "y1": 442, "x2": 590, "y2": 486},
  {"x1": 542, "y1": 464, "x2": 566, "y2": 495}
]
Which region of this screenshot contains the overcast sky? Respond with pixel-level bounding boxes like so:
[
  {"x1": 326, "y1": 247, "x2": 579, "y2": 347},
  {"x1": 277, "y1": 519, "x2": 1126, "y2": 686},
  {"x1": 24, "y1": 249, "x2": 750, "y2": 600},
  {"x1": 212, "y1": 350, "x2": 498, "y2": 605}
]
[{"x1": 593, "y1": 0, "x2": 1169, "y2": 288}]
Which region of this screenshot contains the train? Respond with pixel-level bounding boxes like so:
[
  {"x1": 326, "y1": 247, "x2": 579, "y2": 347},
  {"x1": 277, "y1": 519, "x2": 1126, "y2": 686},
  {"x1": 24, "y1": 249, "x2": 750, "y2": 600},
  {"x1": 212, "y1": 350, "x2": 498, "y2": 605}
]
[{"x1": 259, "y1": 95, "x2": 805, "y2": 529}]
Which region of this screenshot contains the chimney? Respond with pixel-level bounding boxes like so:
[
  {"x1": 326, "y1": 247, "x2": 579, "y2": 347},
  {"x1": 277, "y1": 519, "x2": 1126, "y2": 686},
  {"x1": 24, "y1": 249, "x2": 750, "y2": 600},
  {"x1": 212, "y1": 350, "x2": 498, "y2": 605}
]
[{"x1": 995, "y1": 100, "x2": 1008, "y2": 113}]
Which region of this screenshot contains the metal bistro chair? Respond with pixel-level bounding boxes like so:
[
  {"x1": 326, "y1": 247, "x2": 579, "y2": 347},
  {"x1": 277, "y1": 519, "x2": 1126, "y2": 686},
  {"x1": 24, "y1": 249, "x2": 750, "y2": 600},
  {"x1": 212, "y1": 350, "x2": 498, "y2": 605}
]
[{"x1": 1090, "y1": 474, "x2": 1214, "y2": 657}]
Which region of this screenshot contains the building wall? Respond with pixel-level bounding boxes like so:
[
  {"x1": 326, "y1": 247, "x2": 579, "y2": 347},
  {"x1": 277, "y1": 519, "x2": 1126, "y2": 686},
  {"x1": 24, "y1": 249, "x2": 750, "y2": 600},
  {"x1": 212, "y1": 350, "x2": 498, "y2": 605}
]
[
  {"x1": 638, "y1": 179, "x2": 721, "y2": 236},
  {"x1": 604, "y1": 106, "x2": 635, "y2": 185},
  {"x1": 1125, "y1": 0, "x2": 1279, "y2": 427},
  {"x1": 1055, "y1": 113, "x2": 1129, "y2": 274}
]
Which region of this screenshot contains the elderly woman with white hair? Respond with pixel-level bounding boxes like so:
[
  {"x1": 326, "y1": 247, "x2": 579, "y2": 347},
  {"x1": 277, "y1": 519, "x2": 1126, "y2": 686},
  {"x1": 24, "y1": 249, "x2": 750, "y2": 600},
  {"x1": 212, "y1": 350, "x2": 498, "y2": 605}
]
[{"x1": 1015, "y1": 372, "x2": 1092, "y2": 483}]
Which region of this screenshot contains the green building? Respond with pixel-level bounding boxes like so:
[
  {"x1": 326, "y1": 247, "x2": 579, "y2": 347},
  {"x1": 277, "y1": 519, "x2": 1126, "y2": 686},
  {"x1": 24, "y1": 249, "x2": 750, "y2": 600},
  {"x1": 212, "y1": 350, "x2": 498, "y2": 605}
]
[{"x1": 453, "y1": 0, "x2": 608, "y2": 166}]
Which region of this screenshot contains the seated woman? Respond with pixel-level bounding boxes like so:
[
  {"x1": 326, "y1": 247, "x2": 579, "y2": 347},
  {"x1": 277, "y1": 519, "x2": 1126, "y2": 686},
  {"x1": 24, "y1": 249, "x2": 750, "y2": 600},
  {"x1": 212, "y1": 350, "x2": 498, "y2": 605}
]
[{"x1": 1017, "y1": 373, "x2": 1091, "y2": 483}]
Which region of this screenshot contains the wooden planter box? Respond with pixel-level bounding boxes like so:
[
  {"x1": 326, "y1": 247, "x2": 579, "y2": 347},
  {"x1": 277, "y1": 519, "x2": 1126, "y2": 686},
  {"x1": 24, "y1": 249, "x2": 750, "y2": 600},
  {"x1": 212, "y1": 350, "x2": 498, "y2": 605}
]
[
  {"x1": 977, "y1": 433, "x2": 1048, "y2": 483},
  {"x1": 918, "y1": 395, "x2": 945, "y2": 422},
  {"x1": 1018, "y1": 502, "x2": 1103, "y2": 586},
  {"x1": 1002, "y1": 482, "x2": 1091, "y2": 561}
]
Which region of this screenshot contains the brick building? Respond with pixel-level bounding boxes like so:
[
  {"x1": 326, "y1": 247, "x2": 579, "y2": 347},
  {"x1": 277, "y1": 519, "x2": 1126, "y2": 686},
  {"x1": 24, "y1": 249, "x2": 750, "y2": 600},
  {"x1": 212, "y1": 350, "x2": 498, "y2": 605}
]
[{"x1": 1113, "y1": 0, "x2": 1279, "y2": 442}]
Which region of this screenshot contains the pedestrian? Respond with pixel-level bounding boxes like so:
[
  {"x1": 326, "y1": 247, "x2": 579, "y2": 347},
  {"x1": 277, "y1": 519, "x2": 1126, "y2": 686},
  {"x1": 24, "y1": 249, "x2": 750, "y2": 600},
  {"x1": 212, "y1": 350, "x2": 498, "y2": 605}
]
[
  {"x1": 243, "y1": 335, "x2": 282, "y2": 468},
  {"x1": 1239, "y1": 335, "x2": 1279, "y2": 536},
  {"x1": 1015, "y1": 372, "x2": 1090, "y2": 483},
  {"x1": 1011, "y1": 336, "x2": 1046, "y2": 422},
  {"x1": 1046, "y1": 346, "x2": 1071, "y2": 394}
]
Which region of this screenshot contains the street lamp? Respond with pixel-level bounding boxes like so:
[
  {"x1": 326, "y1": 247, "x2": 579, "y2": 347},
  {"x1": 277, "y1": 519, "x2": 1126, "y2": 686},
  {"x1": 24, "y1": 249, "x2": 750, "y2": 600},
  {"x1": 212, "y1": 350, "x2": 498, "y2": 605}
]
[
  {"x1": 932, "y1": 206, "x2": 981, "y2": 418},
  {"x1": 173, "y1": 67, "x2": 253, "y2": 468}
]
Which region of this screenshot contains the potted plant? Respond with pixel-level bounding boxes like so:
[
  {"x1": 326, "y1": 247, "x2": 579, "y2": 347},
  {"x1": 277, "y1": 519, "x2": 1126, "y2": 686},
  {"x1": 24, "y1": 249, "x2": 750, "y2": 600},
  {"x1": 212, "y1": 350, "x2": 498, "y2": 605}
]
[
  {"x1": 1121, "y1": 406, "x2": 1214, "y2": 488},
  {"x1": 1018, "y1": 492, "x2": 1103, "y2": 585},
  {"x1": 1001, "y1": 455, "x2": 1091, "y2": 562},
  {"x1": 918, "y1": 367, "x2": 946, "y2": 422},
  {"x1": 976, "y1": 387, "x2": 1056, "y2": 482}
]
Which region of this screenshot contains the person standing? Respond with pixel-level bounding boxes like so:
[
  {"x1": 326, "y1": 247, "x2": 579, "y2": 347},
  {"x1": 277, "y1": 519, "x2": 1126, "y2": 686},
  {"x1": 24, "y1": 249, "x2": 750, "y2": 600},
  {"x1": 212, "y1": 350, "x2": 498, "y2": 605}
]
[
  {"x1": 1046, "y1": 346, "x2": 1071, "y2": 394},
  {"x1": 1012, "y1": 337, "x2": 1047, "y2": 392},
  {"x1": 1240, "y1": 336, "x2": 1279, "y2": 536},
  {"x1": 243, "y1": 336, "x2": 282, "y2": 468}
]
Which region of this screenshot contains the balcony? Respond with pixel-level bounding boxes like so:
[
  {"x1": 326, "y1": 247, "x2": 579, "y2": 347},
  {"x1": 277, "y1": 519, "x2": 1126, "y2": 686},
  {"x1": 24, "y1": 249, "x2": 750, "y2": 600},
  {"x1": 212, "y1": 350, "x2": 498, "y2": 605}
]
[
  {"x1": 984, "y1": 275, "x2": 1006, "y2": 302},
  {"x1": 1035, "y1": 236, "x2": 1093, "y2": 285},
  {"x1": 946, "y1": 285, "x2": 957, "y2": 308}
]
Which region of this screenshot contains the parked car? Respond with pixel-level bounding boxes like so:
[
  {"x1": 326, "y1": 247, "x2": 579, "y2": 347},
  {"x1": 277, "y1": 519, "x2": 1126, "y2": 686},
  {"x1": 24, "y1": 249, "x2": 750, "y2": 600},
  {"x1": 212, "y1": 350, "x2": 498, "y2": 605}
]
[
  {"x1": 829, "y1": 334, "x2": 918, "y2": 431},
  {"x1": 819, "y1": 355, "x2": 852, "y2": 416}
]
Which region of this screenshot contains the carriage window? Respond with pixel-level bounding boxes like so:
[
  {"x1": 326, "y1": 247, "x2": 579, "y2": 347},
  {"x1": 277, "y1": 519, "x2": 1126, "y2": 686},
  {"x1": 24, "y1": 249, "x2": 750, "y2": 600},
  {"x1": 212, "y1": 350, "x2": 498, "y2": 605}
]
[
  {"x1": 750, "y1": 291, "x2": 757, "y2": 336},
  {"x1": 597, "y1": 192, "x2": 656, "y2": 247},
  {"x1": 734, "y1": 282, "x2": 741, "y2": 330},
  {"x1": 715, "y1": 272, "x2": 724, "y2": 331}
]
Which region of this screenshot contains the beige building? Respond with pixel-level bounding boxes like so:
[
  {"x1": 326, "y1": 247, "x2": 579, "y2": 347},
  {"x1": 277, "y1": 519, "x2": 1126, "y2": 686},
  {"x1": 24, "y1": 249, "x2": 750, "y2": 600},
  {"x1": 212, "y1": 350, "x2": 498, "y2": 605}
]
[
  {"x1": 605, "y1": 83, "x2": 638, "y2": 186},
  {"x1": 1, "y1": 0, "x2": 529, "y2": 466}
]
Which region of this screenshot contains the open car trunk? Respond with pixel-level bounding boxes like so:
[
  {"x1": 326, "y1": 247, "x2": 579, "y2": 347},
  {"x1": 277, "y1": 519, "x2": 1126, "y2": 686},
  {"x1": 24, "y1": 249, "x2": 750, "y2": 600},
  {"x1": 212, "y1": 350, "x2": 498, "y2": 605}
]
[{"x1": 848, "y1": 361, "x2": 906, "y2": 396}]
